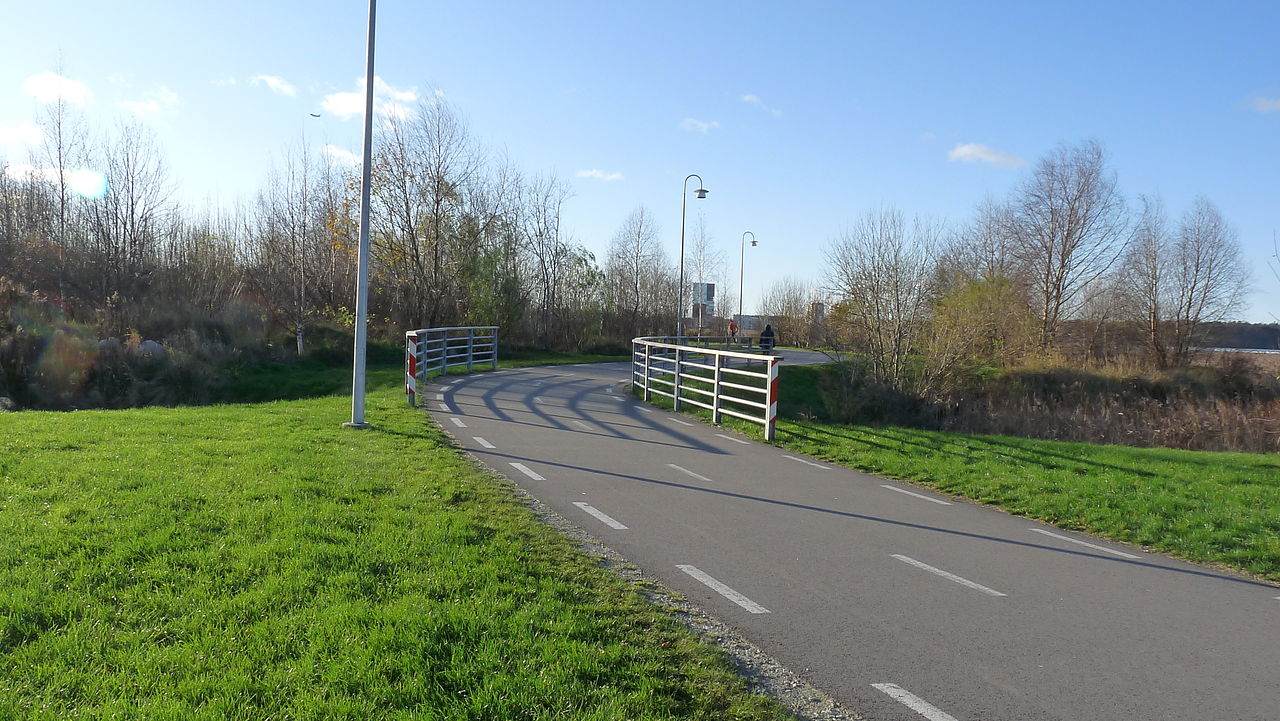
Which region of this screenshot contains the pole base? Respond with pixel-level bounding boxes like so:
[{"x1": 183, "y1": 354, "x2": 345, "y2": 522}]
[{"x1": 342, "y1": 421, "x2": 372, "y2": 430}]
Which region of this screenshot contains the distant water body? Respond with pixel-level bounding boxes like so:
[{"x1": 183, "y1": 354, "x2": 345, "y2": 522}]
[{"x1": 1203, "y1": 347, "x2": 1280, "y2": 354}]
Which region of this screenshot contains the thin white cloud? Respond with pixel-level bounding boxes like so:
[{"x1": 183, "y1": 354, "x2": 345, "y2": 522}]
[
  {"x1": 322, "y1": 76, "x2": 420, "y2": 120},
  {"x1": 250, "y1": 74, "x2": 298, "y2": 97},
  {"x1": 1, "y1": 163, "x2": 108, "y2": 197},
  {"x1": 576, "y1": 169, "x2": 623, "y2": 181},
  {"x1": 920, "y1": 131, "x2": 938, "y2": 141},
  {"x1": 22, "y1": 72, "x2": 92, "y2": 106},
  {"x1": 4, "y1": 164, "x2": 61, "y2": 183},
  {"x1": 323, "y1": 144, "x2": 360, "y2": 167},
  {"x1": 212, "y1": 74, "x2": 237, "y2": 87},
  {"x1": 740, "y1": 94, "x2": 782, "y2": 117},
  {"x1": 947, "y1": 142, "x2": 1026, "y2": 168},
  {"x1": 119, "y1": 86, "x2": 179, "y2": 122},
  {"x1": 1252, "y1": 97, "x2": 1280, "y2": 113},
  {"x1": 680, "y1": 118, "x2": 720, "y2": 134},
  {"x1": 0, "y1": 122, "x2": 44, "y2": 146}
]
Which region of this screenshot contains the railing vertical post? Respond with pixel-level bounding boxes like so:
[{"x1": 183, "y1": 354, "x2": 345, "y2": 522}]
[
  {"x1": 492, "y1": 327, "x2": 499, "y2": 369},
  {"x1": 466, "y1": 328, "x2": 475, "y2": 372},
  {"x1": 712, "y1": 353, "x2": 723, "y2": 424},
  {"x1": 643, "y1": 343, "x2": 652, "y2": 401},
  {"x1": 672, "y1": 344, "x2": 682, "y2": 411},
  {"x1": 439, "y1": 330, "x2": 448, "y2": 376},
  {"x1": 405, "y1": 331, "x2": 418, "y2": 407},
  {"x1": 764, "y1": 356, "x2": 780, "y2": 441}
]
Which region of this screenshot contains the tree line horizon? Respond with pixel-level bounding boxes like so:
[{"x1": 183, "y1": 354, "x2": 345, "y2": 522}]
[{"x1": 0, "y1": 97, "x2": 1268, "y2": 388}]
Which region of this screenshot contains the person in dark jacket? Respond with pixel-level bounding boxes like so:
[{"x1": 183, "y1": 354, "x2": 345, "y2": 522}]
[{"x1": 759, "y1": 323, "x2": 775, "y2": 353}]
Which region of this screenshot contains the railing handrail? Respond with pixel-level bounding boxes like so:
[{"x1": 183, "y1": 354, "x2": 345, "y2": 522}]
[
  {"x1": 631, "y1": 335, "x2": 780, "y2": 441},
  {"x1": 406, "y1": 326, "x2": 499, "y2": 406}
]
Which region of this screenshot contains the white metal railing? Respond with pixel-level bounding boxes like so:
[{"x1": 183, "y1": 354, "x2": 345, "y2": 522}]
[
  {"x1": 405, "y1": 326, "x2": 499, "y2": 406},
  {"x1": 631, "y1": 335, "x2": 781, "y2": 440}
]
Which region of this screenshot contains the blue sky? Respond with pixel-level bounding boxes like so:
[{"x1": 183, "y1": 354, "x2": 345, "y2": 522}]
[{"x1": 2, "y1": 1, "x2": 1278, "y2": 322}]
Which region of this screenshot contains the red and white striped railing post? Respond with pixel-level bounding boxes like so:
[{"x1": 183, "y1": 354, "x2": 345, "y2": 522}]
[
  {"x1": 764, "y1": 356, "x2": 780, "y2": 441},
  {"x1": 405, "y1": 332, "x2": 419, "y2": 407}
]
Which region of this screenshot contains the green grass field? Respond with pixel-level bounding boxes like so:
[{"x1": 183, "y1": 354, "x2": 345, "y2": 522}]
[
  {"x1": 0, "y1": 358, "x2": 789, "y2": 720},
  {"x1": 650, "y1": 361, "x2": 1280, "y2": 583}
]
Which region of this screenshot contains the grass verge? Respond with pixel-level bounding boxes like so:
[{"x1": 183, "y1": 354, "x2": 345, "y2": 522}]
[
  {"x1": 638, "y1": 361, "x2": 1280, "y2": 583},
  {"x1": 0, "y1": 361, "x2": 790, "y2": 720}
]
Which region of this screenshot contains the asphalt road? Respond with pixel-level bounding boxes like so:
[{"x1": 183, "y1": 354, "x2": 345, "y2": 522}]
[{"x1": 424, "y1": 360, "x2": 1280, "y2": 721}]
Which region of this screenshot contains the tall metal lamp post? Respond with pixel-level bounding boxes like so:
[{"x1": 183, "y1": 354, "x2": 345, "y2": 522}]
[
  {"x1": 344, "y1": 0, "x2": 377, "y2": 429},
  {"x1": 739, "y1": 231, "x2": 756, "y2": 319},
  {"x1": 676, "y1": 174, "x2": 708, "y2": 339}
]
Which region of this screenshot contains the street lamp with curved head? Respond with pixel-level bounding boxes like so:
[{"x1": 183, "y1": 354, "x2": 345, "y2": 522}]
[
  {"x1": 739, "y1": 231, "x2": 757, "y2": 319},
  {"x1": 677, "y1": 173, "x2": 708, "y2": 339}
]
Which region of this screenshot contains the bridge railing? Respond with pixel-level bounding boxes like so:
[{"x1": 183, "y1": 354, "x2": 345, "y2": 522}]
[
  {"x1": 405, "y1": 326, "x2": 499, "y2": 406},
  {"x1": 631, "y1": 335, "x2": 780, "y2": 441}
]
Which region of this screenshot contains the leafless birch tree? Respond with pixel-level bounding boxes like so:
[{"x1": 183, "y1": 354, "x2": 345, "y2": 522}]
[{"x1": 1009, "y1": 139, "x2": 1129, "y2": 348}]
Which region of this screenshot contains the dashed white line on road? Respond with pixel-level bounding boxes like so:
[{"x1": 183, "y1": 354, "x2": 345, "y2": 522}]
[
  {"x1": 881, "y1": 484, "x2": 953, "y2": 505},
  {"x1": 434, "y1": 393, "x2": 445, "y2": 400},
  {"x1": 573, "y1": 502, "x2": 628, "y2": 529},
  {"x1": 676, "y1": 565, "x2": 771, "y2": 614},
  {"x1": 892, "y1": 554, "x2": 1007, "y2": 597},
  {"x1": 667, "y1": 464, "x2": 714, "y2": 483},
  {"x1": 472, "y1": 437, "x2": 495, "y2": 449},
  {"x1": 669, "y1": 418, "x2": 695, "y2": 427},
  {"x1": 449, "y1": 417, "x2": 467, "y2": 428},
  {"x1": 715, "y1": 433, "x2": 749, "y2": 445},
  {"x1": 570, "y1": 420, "x2": 593, "y2": 432},
  {"x1": 783, "y1": 455, "x2": 828, "y2": 469},
  {"x1": 871, "y1": 683, "x2": 959, "y2": 721},
  {"x1": 437, "y1": 403, "x2": 451, "y2": 412},
  {"x1": 1029, "y1": 528, "x2": 1140, "y2": 559},
  {"x1": 639, "y1": 407, "x2": 654, "y2": 414},
  {"x1": 509, "y1": 463, "x2": 546, "y2": 481},
  {"x1": 534, "y1": 396, "x2": 548, "y2": 404}
]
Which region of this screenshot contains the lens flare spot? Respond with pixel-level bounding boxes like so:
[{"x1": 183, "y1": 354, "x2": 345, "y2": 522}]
[{"x1": 67, "y1": 169, "x2": 108, "y2": 199}]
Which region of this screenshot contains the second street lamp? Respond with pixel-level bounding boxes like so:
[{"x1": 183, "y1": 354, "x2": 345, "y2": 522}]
[
  {"x1": 739, "y1": 231, "x2": 757, "y2": 319},
  {"x1": 677, "y1": 174, "x2": 708, "y2": 339}
]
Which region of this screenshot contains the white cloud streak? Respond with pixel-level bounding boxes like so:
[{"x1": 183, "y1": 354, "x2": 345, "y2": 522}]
[
  {"x1": 1, "y1": 164, "x2": 108, "y2": 197},
  {"x1": 1252, "y1": 97, "x2": 1280, "y2": 113},
  {"x1": 576, "y1": 169, "x2": 623, "y2": 181},
  {"x1": 119, "y1": 86, "x2": 179, "y2": 122},
  {"x1": 947, "y1": 142, "x2": 1026, "y2": 168},
  {"x1": 680, "y1": 118, "x2": 720, "y2": 134},
  {"x1": 250, "y1": 74, "x2": 298, "y2": 97},
  {"x1": 22, "y1": 72, "x2": 92, "y2": 105},
  {"x1": 0, "y1": 122, "x2": 44, "y2": 146},
  {"x1": 322, "y1": 76, "x2": 420, "y2": 120},
  {"x1": 323, "y1": 144, "x2": 361, "y2": 167},
  {"x1": 740, "y1": 94, "x2": 782, "y2": 117}
]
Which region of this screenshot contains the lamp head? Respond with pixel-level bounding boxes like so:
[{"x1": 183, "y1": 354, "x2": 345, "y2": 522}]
[
  {"x1": 751, "y1": 239, "x2": 758, "y2": 247},
  {"x1": 694, "y1": 188, "x2": 708, "y2": 199}
]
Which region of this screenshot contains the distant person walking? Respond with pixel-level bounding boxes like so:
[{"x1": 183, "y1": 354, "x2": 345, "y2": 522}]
[
  {"x1": 728, "y1": 318, "x2": 739, "y2": 342},
  {"x1": 759, "y1": 323, "x2": 775, "y2": 353}
]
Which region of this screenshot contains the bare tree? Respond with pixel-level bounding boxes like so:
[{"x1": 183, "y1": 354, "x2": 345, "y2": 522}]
[
  {"x1": 1009, "y1": 139, "x2": 1130, "y2": 348},
  {"x1": 949, "y1": 195, "x2": 1019, "y2": 284},
  {"x1": 82, "y1": 122, "x2": 172, "y2": 327},
  {"x1": 1167, "y1": 196, "x2": 1249, "y2": 363},
  {"x1": 825, "y1": 208, "x2": 946, "y2": 392},
  {"x1": 759, "y1": 276, "x2": 813, "y2": 345},
  {"x1": 683, "y1": 213, "x2": 726, "y2": 329},
  {"x1": 251, "y1": 145, "x2": 324, "y2": 354},
  {"x1": 371, "y1": 99, "x2": 484, "y2": 329},
  {"x1": 604, "y1": 205, "x2": 669, "y2": 339},
  {"x1": 1119, "y1": 195, "x2": 1171, "y2": 366},
  {"x1": 1119, "y1": 196, "x2": 1249, "y2": 366},
  {"x1": 36, "y1": 96, "x2": 89, "y2": 305}
]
